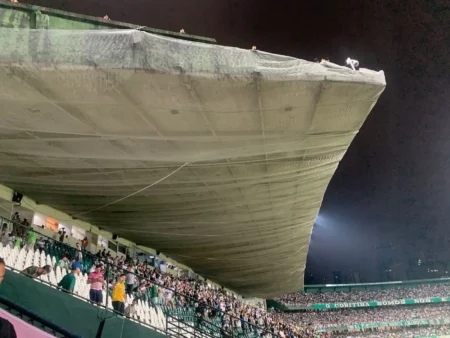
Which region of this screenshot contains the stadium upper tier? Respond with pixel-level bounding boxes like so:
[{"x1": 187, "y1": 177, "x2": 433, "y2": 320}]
[
  {"x1": 274, "y1": 282, "x2": 450, "y2": 308},
  {"x1": 0, "y1": 5, "x2": 385, "y2": 297}
]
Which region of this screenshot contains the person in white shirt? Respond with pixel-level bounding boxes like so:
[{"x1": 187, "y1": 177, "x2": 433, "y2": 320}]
[
  {"x1": 75, "y1": 243, "x2": 83, "y2": 262},
  {"x1": 1, "y1": 224, "x2": 9, "y2": 247},
  {"x1": 125, "y1": 269, "x2": 136, "y2": 295},
  {"x1": 125, "y1": 299, "x2": 139, "y2": 318}
]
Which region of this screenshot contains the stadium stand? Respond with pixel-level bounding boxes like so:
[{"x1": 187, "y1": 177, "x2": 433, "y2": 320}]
[
  {"x1": 333, "y1": 325, "x2": 450, "y2": 338},
  {"x1": 276, "y1": 303, "x2": 450, "y2": 329},
  {"x1": 2, "y1": 217, "x2": 450, "y2": 338},
  {"x1": 0, "y1": 217, "x2": 287, "y2": 338},
  {"x1": 274, "y1": 285, "x2": 450, "y2": 307},
  {"x1": 0, "y1": 2, "x2": 392, "y2": 337},
  {"x1": 1, "y1": 244, "x2": 176, "y2": 332}
]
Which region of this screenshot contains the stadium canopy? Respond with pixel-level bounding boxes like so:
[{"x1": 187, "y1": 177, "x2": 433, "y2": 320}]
[{"x1": 0, "y1": 28, "x2": 385, "y2": 298}]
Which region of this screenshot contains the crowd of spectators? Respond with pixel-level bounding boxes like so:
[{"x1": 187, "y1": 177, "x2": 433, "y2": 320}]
[
  {"x1": 276, "y1": 303, "x2": 450, "y2": 329},
  {"x1": 332, "y1": 324, "x2": 450, "y2": 337},
  {"x1": 75, "y1": 254, "x2": 450, "y2": 337},
  {"x1": 10, "y1": 223, "x2": 316, "y2": 337},
  {"x1": 86, "y1": 255, "x2": 319, "y2": 337},
  {"x1": 8, "y1": 216, "x2": 450, "y2": 338},
  {"x1": 275, "y1": 284, "x2": 450, "y2": 306}
]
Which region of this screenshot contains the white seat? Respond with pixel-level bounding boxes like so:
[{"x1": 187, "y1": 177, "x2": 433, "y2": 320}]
[{"x1": 3, "y1": 246, "x2": 174, "y2": 335}]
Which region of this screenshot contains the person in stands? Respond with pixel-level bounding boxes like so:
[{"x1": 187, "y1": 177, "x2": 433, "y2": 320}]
[
  {"x1": 21, "y1": 218, "x2": 30, "y2": 227},
  {"x1": 0, "y1": 258, "x2": 18, "y2": 338},
  {"x1": 71, "y1": 257, "x2": 82, "y2": 272},
  {"x1": 125, "y1": 268, "x2": 136, "y2": 295},
  {"x1": 36, "y1": 237, "x2": 46, "y2": 251},
  {"x1": 125, "y1": 298, "x2": 139, "y2": 318},
  {"x1": 0, "y1": 258, "x2": 5, "y2": 285},
  {"x1": 81, "y1": 237, "x2": 88, "y2": 251},
  {"x1": 150, "y1": 282, "x2": 159, "y2": 307},
  {"x1": 13, "y1": 235, "x2": 21, "y2": 249},
  {"x1": 75, "y1": 243, "x2": 83, "y2": 264},
  {"x1": 22, "y1": 265, "x2": 52, "y2": 278},
  {"x1": 88, "y1": 264, "x2": 104, "y2": 306},
  {"x1": 25, "y1": 228, "x2": 36, "y2": 251},
  {"x1": 11, "y1": 212, "x2": 20, "y2": 223},
  {"x1": 1, "y1": 224, "x2": 9, "y2": 247},
  {"x1": 55, "y1": 256, "x2": 69, "y2": 271},
  {"x1": 112, "y1": 274, "x2": 127, "y2": 315},
  {"x1": 58, "y1": 229, "x2": 66, "y2": 243},
  {"x1": 57, "y1": 266, "x2": 80, "y2": 293}
]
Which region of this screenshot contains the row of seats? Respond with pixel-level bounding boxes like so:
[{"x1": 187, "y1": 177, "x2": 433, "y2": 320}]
[
  {"x1": 1, "y1": 243, "x2": 241, "y2": 338},
  {"x1": 1, "y1": 245, "x2": 167, "y2": 333},
  {"x1": 165, "y1": 307, "x2": 260, "y2": 338},
  {"x1": 44, "y1": 241, "x2": 94, "y2": 272}
]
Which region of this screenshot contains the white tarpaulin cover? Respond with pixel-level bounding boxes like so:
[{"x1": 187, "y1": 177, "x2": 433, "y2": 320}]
[{"x1": 0, "y1": 28, "x2": 385, "y2": 297}]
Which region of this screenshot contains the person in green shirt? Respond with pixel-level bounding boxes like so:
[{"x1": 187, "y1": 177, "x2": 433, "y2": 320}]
[
  {"x1": 55, "y1": 256, "x2": 70, "y2": 271},
  {"x1": 57, "y1": 267, "x2": 80, "y2": 293},
  {"x1": 26, "y1": 229, "x2": 36, "y2": 251},
  {"x1": 151, "y1": 283, "x2": 159, "y2": 307},
  {"x1": 14, "y1": 236, "x2": 21, "y2": 249}
]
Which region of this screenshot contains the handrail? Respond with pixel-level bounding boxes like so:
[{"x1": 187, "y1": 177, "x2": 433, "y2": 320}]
[
  {"x1": 0, "y1": 295, "x2": 81, "y2": 338},
  {"x1": 3, "y1": 264, "x2": 168, "y2": 336},
  {"x1": 1, "y1": 216, "x2": 278, "y2": 337}
]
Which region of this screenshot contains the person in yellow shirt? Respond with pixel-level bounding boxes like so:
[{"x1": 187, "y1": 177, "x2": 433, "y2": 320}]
[{"x1": 112, "y1": 274, "x2": 127, "y2": 314}]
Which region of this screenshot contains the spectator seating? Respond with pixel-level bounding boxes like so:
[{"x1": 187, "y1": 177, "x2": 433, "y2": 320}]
[
  {"x1": 275, "y1": 283, "x2": 450, "y2": 307},
  {"x1": 0, "y1": 243, "x2": 233, "y2": 338},
  {"x1": 4, "y1": 241, "x2": 450, "y2": 338},
  {"x1": 45, "y1": 241, "x2": 95, "y2": 272},
  {"x1": 0, "y1": 244, "x2": 166, "y2": 332}
]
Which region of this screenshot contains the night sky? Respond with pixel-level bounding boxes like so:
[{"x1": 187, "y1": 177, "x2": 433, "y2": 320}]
[{"x1": 28, "y1": 0, "x2": 450, "y2": 283}]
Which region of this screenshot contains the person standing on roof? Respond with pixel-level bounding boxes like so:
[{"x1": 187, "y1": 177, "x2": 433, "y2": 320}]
[
  {"x1": 88, "y1": 264, "x2": 105, "y2": 306},
  {"x1": 57, "y1": 266, "x2": 80, "y2": 293}
]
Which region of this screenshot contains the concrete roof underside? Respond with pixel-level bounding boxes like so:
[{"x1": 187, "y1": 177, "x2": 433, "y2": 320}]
[{"x1": 0, "y1": 29, "x2": 385, "y2": 298}]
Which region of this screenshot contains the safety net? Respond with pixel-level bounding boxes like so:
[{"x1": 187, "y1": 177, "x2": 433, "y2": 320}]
[{"x1": 0, "y1": 28, "x2": 386, "y2": 297}]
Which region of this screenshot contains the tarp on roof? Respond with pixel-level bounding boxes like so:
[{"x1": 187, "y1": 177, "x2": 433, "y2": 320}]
[{"x1": 0, "y1": 28, "x2": 385, "y2": 297}]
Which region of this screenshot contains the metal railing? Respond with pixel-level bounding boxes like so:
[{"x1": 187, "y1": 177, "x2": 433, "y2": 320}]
[
  {"x1": 3, "y1": 264, "x2": 168, "y2": 336},
  {"x1": 0, "y1": 216, "x2": 278, "y2": 338}
]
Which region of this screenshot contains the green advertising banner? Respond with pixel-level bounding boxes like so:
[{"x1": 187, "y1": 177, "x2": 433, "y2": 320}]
[
  {"x1": 350, "y1": 318, "x2": 450, "y2": 330},
  {"x1": 316, "y1": 318, "x2": 450, "y2": 333},
  {"x1": 310, "y1": 297, "x2": 450, "y2": 309}
]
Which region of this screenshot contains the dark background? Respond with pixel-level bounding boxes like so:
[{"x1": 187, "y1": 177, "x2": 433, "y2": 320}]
[{"x1": 27, "y1": 0, "x2": 450, "y2": 284}]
